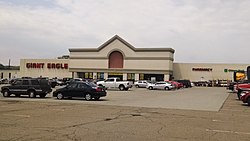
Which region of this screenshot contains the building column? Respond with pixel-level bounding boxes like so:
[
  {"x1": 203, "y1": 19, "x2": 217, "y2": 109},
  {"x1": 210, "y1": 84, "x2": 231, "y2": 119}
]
[
  {"x1": 93, "y1": 72, "x2": 97, "y2": 79},
  {"x1": 104, "y1": 73, "x2": 108, "y2": 79},
  {"x1": 135, "y1": 73, "x2": 139, "y2": 81},
  {"x1": 164, "y1": 74, "x2": 170, "y2": 81},
  {"x1": 72, "y1": 72, "x2": 77, "y2": 78},
  {"x1": 123, "y1": 73, "x2": 127, "y2": 81}
]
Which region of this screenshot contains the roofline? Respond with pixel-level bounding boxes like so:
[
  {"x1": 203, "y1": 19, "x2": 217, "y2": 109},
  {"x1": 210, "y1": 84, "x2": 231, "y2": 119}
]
[{"x1": 69, "y1": 35, "x2": 175, "y2": 53}]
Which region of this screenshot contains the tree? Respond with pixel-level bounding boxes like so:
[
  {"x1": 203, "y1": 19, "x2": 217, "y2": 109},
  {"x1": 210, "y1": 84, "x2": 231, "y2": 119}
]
[{"x1": 0, "y1": 64, "x2": 4, "y2": 69}]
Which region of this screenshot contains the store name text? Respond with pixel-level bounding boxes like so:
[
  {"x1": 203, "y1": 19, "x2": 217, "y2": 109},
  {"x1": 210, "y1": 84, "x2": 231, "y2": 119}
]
[
  {"x1": 192, "y1": 68, "x2": 213, "y2": 72},
  {"x1": 224, "y1": 69, "x2": 244, "y2": 73},
  {"x1": 26, "y1": 63, "x2": 68, "y2": 69}
]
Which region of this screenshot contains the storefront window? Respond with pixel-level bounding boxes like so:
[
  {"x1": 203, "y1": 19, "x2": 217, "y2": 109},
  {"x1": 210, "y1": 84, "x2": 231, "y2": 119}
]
[
  {"x1": 84, "y1": 72, "x2": 93, "y2": 79},
  {"x1": 84, "y1": 73, "x2": 89, "y2": 78},
  {"x1": 127, "y1": 73, "x2": 135, "y2": 81},
  {"x1": 77, "y1": 72, "x2": 84, "y2": 78},
  {"x1": 97, "y1": 72, "x2": 104, "y2": 79},
  {"x1": 139, "y1": 74, "x2": 144, "y2": 80}
]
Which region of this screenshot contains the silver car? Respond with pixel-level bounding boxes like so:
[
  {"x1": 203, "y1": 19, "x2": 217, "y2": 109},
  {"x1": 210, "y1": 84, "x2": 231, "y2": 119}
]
[
  {"x1": 146, "y1": 81, "x2": 174, "y2": 90},
  {"x1": 134, "y1": 80, "x2": 150, "y2": 88}
]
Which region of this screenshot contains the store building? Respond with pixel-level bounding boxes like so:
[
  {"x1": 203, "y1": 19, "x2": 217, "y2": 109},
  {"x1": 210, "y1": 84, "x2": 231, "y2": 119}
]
[
  {"x1": 69, "y1": 35, "x2": 175, "y2": 81},
  {"x1": 0, "y1": 69, "x2": 19, "y2": 79},
  {"x1": 173, "y1": 63, "x2": 249, "y2": 81}
]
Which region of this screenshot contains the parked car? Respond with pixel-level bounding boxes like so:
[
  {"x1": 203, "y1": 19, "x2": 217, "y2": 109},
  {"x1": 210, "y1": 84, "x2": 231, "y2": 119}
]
[
  {"x1": 1, "y1": 78, "x2": 52, "y2": 98},
  {"x1": 62, "y1": 77, "x2": 73, "y2": 85},
  {"x1": 240, "y1": 91, "x2": 250, "y2": 105},
  {"x1": 68, "y1": 78, "x2": 89, "y2": 84},
  {"x1": 166, "y1": 81, "x2": 183, "y2": 89},
  {"x1": 175, "y1": 80, "x2": 192, "y2": 88},
  {"x1": 53, "y1": 81, "x2": 106, "y2": 101},
  {"x1": 50, "y1": 78, "x2": 64, "y2": 88},
  {"x1": 227, "y1": 82, "x2": 237, "y2": 91},
  {"x1": 146, "y1": 81, "x2": 174, "y2": 90},
  {"x1": 0, "y1": 78, "x2": 8, "y2": 84},
  {"x1": 96, "y1": 77, "x2": 133, "y2": 91},
  {"x1": 134, "y1": 80, "x2": 150, "y2": 88},
  {"x1": 236, "y1": 83, "x2": 250, "y2": 99},
  {"x1": 193, "y1": 81, "x2": 209, "y2": 87}
]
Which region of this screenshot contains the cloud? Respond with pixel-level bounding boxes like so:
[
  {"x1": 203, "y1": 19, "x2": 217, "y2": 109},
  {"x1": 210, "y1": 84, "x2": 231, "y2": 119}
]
[{"x1": 0, "y1": 0, "x2": 249, "y2": 65}]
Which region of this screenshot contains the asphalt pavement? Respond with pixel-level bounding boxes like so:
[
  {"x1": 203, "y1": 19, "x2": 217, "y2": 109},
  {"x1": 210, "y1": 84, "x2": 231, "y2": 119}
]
[{"x1": 0, "y1": 86, "x2": 250, "y2": 141}]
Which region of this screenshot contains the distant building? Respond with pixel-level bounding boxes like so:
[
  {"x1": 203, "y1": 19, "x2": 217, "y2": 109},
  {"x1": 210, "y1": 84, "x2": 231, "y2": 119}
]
[
  {"x1": 0, "y1": 65, "x2": 20, "y2": 79},
  {"x1": 57, "y1": 55, "x2": 70, "y2": 59}
]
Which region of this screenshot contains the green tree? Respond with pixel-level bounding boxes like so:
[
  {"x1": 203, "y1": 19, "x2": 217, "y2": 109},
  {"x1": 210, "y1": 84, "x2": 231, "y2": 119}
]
[{"x1": 0, "y1": 64, "x2": 4, "y2": 69}]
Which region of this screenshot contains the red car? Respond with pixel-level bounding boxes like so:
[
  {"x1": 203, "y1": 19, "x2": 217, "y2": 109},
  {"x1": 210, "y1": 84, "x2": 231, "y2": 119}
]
[
  {"x1": 166, "y1": 81, "x2": 183, "y2": 89},
  {"x1": 236, "y1": 83, "x2": 250, "y2": 100},
  {"x1": 240, "y1": 91, "x2": 250, "y2": 105}
]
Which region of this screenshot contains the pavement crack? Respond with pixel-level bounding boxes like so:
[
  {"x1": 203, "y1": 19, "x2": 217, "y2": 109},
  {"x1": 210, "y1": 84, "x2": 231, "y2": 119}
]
[{"x1": 157, "y1": 123, "x2": 167, "y2": 136}]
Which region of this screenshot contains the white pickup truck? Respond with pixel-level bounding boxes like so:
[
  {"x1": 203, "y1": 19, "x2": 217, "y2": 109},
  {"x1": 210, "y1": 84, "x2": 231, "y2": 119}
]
[{"x1": 96, "y1": 77, "x2": 133, "y2": 91}]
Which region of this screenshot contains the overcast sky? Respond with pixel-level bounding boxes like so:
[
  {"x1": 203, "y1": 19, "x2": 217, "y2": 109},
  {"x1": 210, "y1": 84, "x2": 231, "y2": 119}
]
[{"x1": 0, "y1": 0, "x2": 249, "y2": 65}]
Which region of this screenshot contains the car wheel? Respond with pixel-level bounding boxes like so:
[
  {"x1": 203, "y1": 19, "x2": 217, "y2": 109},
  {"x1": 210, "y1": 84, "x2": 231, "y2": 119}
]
[
  {"x1": 119, "y1": 85, "x2": 125, "y2": 91},
  {"x1": 85, "y1": 93, "x2": 92, "y2": 101},
  {"x1": 40, "y1": 94, "x2": 46, "y2": 98},
  {"x1": 94, "y1": 97, "x2": 100, "y2": 101},
  {"x1": 29, "y1": 90, "x2": 36, "y2": 98},
  {"x1": 165, "y1": 87, "x2": 170, "y2": 90},
  {"x1": 135, "y1": 85, "x2": 139, "y2": 88},
  {"x1": 57, "y1": 93, "x2": 64, "y2": 100},
  {"x1": 2, "y1": 89, "x2": 10, "y2": 97},
  {"x1": 247, "y1": 98, "x2": 250, "y2": 106},
  {"x1": 149, "y1": 86, "x2": 153, "y2": 90}
]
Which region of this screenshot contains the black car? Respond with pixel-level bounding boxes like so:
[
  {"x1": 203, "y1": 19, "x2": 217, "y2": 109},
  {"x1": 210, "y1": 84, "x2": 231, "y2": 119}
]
[
  {"x1": 175, "y1": 80, "x2": 192, "y2": 88},
  {"x1": 1, "y1": 78, "x2": 52, "y2": 98},
  {"x1": 53, "y1": 81, "x2": 106, "y2": 101}
]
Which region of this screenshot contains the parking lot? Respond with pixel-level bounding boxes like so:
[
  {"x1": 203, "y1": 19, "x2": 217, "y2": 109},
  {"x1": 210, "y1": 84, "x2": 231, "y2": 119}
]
[{"x1": 0, "y1": 87, "x2": 250, "y2": 140}]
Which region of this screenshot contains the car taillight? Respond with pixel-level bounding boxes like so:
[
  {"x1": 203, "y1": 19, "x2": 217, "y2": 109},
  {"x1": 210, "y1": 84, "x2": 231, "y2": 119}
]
[{"x1": 96, "y1": 87, "x2": 102, "y2": 92}]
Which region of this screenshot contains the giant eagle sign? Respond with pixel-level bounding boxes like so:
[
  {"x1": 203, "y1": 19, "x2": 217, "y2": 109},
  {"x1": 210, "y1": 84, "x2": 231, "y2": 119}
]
[{"x1": 26, "y1": 63, "x2": 68, "y2": 69}]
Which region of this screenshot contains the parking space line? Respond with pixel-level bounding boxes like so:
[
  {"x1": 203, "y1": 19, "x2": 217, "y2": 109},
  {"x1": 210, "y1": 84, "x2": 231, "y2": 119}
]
[
  {"x1": 206, "y1": 129, "x2": 250, "y2": 135},
  {"x1": 3, "y1": 114, "x2": 30, "y2": 118}
]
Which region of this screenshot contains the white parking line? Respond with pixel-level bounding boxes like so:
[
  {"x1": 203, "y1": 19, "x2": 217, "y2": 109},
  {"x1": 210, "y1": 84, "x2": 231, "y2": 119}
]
[
  {"x1": 212, "y1": 119, "x2": 222, "y2": 122},
  {"x1": 206, "y1": 129, "x2": 250, "y2": 135},
  {"x1": 3, "y1": 114, "x2": 30, "y2": 118},
  {"x1": 51, "y1": 109, "x2": 65, "y2": 111}
]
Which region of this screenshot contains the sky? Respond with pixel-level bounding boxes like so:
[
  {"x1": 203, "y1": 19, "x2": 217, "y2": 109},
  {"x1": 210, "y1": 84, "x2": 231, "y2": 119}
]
[{"x1": 0, "y1": 0, "x2": 249, "y2": 65}]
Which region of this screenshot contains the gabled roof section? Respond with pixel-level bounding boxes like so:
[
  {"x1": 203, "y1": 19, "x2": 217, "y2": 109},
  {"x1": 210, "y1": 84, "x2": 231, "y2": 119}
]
[{"x1": 69, "y1": 35, "x2": 175, "y2": 53}]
